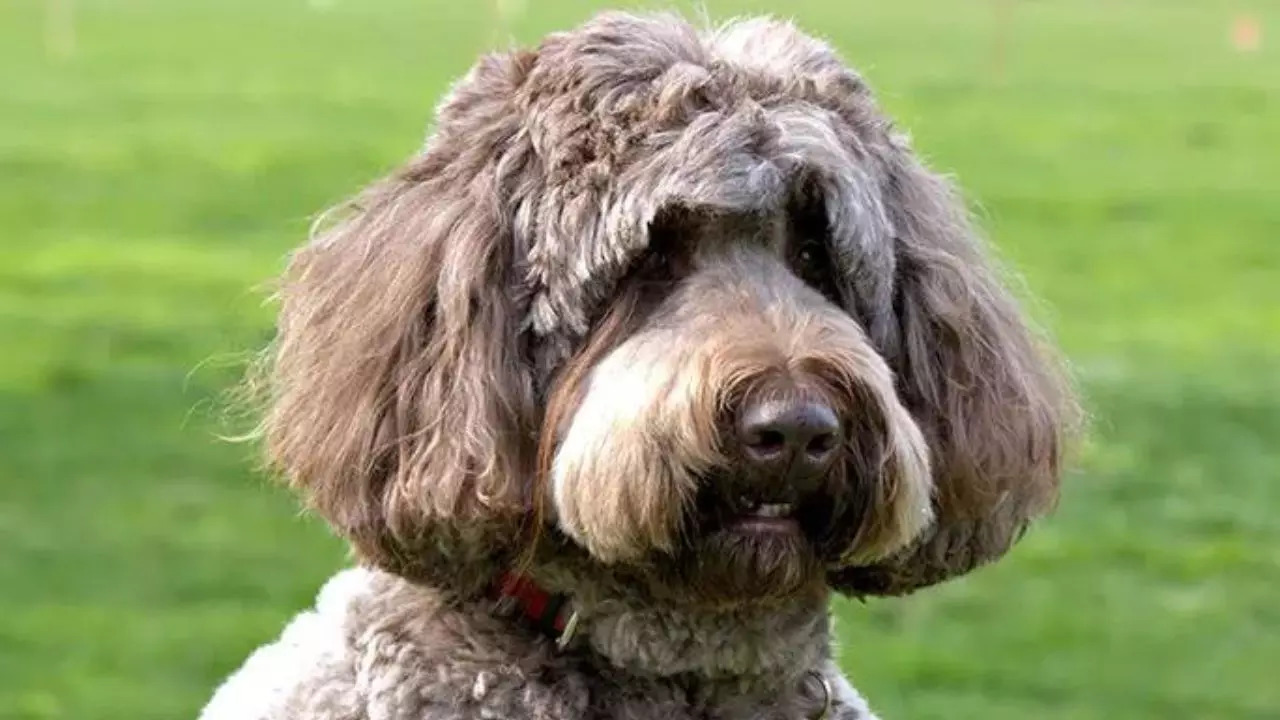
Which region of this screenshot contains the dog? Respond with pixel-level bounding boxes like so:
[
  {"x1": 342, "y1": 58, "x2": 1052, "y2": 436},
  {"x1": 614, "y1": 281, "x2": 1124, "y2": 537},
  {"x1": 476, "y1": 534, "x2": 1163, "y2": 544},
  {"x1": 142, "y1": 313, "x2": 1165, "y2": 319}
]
[{"x1": 200, "y1": 12, "x2": 1078, "y2": 720}]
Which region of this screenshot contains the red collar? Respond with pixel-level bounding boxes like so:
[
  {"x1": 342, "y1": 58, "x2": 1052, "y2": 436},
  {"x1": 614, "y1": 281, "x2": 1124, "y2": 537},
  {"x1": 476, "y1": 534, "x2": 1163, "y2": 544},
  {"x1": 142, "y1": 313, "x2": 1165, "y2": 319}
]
[{"x1": 494, "y1": 572, "x2": 575, "y2": 641}]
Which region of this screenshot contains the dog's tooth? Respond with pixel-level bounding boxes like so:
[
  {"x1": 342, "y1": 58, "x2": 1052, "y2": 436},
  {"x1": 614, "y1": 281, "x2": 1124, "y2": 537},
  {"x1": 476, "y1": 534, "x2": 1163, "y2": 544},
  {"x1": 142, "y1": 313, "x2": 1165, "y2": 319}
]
[{"x1": 755, "y1": 503, "x2": 792, "y2": 518}]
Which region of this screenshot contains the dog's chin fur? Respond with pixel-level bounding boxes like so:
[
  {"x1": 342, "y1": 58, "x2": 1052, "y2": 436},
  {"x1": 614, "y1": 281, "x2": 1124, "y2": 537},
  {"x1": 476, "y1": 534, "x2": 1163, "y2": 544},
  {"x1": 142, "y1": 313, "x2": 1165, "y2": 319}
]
[
  {"x1": 210, "y1": 10, "x2": 1081, "y2": 720},
  {"x1": 675, "y1": 528, "x2": 827, "y2": 605}
]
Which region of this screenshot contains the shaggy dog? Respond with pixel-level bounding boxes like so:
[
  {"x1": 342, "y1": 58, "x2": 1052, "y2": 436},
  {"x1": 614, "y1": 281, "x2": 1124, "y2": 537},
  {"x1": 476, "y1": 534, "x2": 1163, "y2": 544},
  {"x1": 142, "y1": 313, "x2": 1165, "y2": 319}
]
[{"x1": 200, "y1": 12, "x2": 1077, "y2": 720}]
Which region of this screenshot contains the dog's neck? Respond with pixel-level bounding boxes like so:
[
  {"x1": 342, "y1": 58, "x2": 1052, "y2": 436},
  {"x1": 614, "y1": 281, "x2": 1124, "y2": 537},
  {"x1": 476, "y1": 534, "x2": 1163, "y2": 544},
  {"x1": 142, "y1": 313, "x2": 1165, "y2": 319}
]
[
  {"x1": 512, "y1": 563, "x2": 835, "y2": 694},
  {"x1": 576, "y1": 593, "x2": 833, "y2": 692},
  {"x1": 344, "y1": 568, "x2": 846, "y2": 719}
]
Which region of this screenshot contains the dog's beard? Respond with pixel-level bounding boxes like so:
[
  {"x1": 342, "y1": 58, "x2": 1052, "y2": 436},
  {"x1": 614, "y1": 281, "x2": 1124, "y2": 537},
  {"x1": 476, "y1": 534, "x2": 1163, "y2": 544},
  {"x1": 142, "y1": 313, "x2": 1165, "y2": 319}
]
[
  {"x1": 678, "y1": 528, "x2": 822, "y2": 604},
  {"x1": 662, "y1": 476, "x2": 863, "y2": 606}
]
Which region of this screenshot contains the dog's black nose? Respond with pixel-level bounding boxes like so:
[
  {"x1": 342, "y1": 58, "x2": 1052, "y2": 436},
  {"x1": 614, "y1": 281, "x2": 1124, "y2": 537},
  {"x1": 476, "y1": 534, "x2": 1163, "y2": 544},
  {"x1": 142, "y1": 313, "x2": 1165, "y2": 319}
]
[{"x1": 736, "y1": 399, "x2": 841, "y2": 482}]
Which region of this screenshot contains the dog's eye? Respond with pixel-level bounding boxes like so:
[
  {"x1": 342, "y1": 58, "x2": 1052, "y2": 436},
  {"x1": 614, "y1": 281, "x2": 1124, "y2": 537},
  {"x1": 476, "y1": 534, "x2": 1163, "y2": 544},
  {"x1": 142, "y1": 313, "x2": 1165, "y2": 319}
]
[
  {"x1": 787, "y1": 199, "x2": 839, "y2": 295},
  {"x1": 797, "y1": 247, "x2": 818, "y2": 269},
  {"x1": 790, "y1": 237, "x2": 842, "y2": 303}
]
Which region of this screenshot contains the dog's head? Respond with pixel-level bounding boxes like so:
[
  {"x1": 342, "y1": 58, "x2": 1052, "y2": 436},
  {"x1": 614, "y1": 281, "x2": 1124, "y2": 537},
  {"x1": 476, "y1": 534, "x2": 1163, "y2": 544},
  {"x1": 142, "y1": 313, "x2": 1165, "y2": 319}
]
[{"x1": 258, "y1": 13, "x2": 1078, "y2": 605}]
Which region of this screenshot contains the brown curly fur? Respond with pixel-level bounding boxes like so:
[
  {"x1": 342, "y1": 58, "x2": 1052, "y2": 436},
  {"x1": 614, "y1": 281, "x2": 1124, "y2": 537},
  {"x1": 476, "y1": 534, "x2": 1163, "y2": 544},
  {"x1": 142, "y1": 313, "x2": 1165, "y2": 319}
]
[
  {"x1": 254, "y1": 12, "x2": 1076, "y2": 604},
  {"x1": 213, "y1": 11, "x2": 1083, "y2": 720}
]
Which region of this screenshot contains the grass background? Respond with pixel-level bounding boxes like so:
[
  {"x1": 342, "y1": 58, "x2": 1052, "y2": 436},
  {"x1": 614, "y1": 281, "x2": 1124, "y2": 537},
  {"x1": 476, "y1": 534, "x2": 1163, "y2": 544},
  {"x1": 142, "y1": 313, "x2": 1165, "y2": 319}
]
[{"x1": 1, "y1": 0, "x2": 1277, "y2": 718}]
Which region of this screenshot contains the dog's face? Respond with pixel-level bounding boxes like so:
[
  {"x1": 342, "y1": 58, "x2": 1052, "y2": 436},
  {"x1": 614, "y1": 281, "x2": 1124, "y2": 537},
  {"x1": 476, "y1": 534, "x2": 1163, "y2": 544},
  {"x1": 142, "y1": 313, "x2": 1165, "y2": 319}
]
[
  {"x1": 545, "y1": 208, "x2": 931, "y2": 603},
  {"x1": 257, "y1": 13, "x2": 1077, "y2": 605}
]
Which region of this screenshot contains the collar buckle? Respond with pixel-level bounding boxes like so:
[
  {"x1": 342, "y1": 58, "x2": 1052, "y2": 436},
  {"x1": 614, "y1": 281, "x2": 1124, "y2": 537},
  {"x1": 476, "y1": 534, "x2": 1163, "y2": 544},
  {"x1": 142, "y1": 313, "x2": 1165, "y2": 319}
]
[
  {"x1": 493, "y1": 572, "x2": 578, "y2": 650},
  {"x1": 555, "y1": 608, "x2": 581, "y2": 650}
]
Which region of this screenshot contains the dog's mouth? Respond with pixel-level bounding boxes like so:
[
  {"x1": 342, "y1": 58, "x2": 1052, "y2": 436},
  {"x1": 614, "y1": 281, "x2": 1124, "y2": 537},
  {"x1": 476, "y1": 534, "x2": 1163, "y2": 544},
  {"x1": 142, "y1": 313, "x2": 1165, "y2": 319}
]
[
  {"x1": 728, "y1": 500, "x2": 800, "y2": 534},
  {"x1": 695, "y1": 485, "x2": 840, "y2": 543}
]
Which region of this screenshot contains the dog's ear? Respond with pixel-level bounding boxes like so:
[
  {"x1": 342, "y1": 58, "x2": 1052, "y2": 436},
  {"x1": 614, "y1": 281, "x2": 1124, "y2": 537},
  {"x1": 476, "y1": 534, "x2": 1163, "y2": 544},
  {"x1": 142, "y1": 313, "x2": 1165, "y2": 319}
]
[
  {"x1": 830, "y1": 140, "x2": 1080, "y2": 596},
  {"x1": 256, "y1": 52, "x2": 538, "y2": 590}
]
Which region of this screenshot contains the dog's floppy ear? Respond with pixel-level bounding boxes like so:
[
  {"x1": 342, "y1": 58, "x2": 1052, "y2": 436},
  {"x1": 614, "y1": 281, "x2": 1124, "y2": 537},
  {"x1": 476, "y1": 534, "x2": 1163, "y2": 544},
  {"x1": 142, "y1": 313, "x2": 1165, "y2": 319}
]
[
  {"x1": 256, "y1": 52, "x2": 538, "y2": 591},
  {"x1": 831, "y1": 140, "x2": 1080, "y2": 596}
]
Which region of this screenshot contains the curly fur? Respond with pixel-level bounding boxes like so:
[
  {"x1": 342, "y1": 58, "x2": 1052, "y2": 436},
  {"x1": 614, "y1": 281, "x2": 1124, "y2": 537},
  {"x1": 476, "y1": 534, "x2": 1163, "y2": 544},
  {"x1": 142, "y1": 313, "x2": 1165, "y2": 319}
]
[
  {"x1": 207, "y1": 11, "x2": 1079, "y2": 720},
  {"x1": 201, "y1": 568, "x2": 864, "y2": 720}
]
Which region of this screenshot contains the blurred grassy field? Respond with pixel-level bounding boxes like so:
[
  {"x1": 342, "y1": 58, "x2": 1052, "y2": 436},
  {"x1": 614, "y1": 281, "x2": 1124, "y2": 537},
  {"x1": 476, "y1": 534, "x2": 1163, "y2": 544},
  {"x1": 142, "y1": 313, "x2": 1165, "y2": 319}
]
[{"x1": 1, "y1": 0, "x2": 1277, "y2": 718}]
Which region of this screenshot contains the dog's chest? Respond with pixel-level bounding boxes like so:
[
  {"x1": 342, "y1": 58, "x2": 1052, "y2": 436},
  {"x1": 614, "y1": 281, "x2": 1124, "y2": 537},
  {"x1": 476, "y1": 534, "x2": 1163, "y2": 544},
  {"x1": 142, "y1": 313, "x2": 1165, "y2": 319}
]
[
  {"x1": 346, "y1": 573, "x2": 867, "y2": 720},
  {"x1": 357, "y1": 643, "x2": 856, "y2": 720}
]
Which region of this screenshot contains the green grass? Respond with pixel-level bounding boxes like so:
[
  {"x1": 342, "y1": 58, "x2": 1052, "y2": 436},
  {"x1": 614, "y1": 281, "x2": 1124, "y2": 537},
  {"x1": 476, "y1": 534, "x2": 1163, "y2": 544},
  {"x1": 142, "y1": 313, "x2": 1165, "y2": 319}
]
[{"x1": 1, "y1": 0, "x2": 1277, "y2": 718}]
